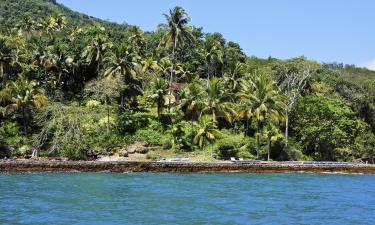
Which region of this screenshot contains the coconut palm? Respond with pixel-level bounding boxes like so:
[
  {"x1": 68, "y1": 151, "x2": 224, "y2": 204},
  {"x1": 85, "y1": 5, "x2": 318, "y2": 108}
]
[
  {"x1": 128, "y1": 26, "x2": 145, "y2": 55},
  {"x1": 179, "y1": 81, "x2": 205, "y2": 143},
  {"x1": 0, "y1": 74, "x2": 48, "y2": 135},
  {"x1": 238, "y1": 75, "x2": 286, "y2": 158},
  {"x1": 15, "y1": 14, "x2": 36, "y2": 35},
  {"x1": 104, "y1": 44, "x2": 140, "y2": 109},
  {"x1": 201, "y1": 77, "x2": 236, "y2": 124},
  {"x1": 149, "y1": 77, "x2": 168, "y2": 120},
  {"x1": 160, "y1": 6, "x2": 195, "y2": 100},
  {"x1": 82, "y1": 33, "x2": 113, "y2": 75},
  {"x1": 194, "y1": 115, "x2": 219, "y2": 159},
  {"x1": 263, "y1": 122, "x2": 284, "y2": 161},
  {"x1": 0, "y1": 36, "x2": 12, "y2": 84},
  {"x1": 224, "y1": 62, "x2": 247, "y2": 93},
  {"x1": 202, "y1": 36, "x2": 223, "y2": 85}
]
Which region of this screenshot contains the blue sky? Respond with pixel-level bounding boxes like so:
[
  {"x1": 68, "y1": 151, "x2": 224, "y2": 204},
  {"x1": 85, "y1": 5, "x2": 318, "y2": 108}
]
[{"x1": 57, "y1": 0, "x2": 375, "y2": 69}]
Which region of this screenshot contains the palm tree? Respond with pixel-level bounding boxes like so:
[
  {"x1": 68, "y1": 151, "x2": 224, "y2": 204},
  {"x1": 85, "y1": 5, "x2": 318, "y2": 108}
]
[
  {"x1": 104, "y1": 44, "x2": 140, "y2": 110},
  {"x1": 0, "y1": 74, "x2": 48, "y2": 135},
  {"x1": 202, "y1": 36, "x2": 223, "y2": 85},
  {"x1": 179, "y1": 81, "x2": 204, "y2": 143},
  {"x1": 128, "y1": 26, "x2": 145, "y2": 55},
  {"x1": 201, "y1": 77, "x2": 236, "y2": 124},
  {"x1": 194, "y1": 115, "x2": 219, "y2": 159},
  {"x1": 224, "y1": 62, "x2": 247, "y2": 93},
  {"x1": 263, "y1": 122, "x2": 284, "y2": 161},
  {"x1": 238, "y1": 75, "x2": 286, "y2": 158},
  {"x1": 16, "y1": 14, "x2": 36, "y2": 35},
  {"x1": 82, "y1": 32, "x2": 113, "y2": 75},
  {"x1": 149, "y1": 77, "x2": 168, "y2": 120},
  {"x1": 160, "y1": 6, "x2": 195, "y2": 107},
  {"x1": 52, "y1": 13, "x2": 67, "y2": 31},
  {"x1": 0, "y1": 36, "x2": 12, "y2": 85},
  {"x1": 49, "y1": 43, "x2": 74, "y2": 86}
]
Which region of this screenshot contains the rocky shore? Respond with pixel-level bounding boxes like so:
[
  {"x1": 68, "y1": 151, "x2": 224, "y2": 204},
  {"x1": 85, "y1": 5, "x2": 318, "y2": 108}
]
[{"x1": 1, "y1": 160, "x2": 375, "y2": 173}]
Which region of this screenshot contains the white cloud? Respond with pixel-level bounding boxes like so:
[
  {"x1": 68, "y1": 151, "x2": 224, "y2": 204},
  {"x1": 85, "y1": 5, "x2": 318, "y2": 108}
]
[{"x1": 364, "y1": 58, "x2": 375, "y2": 71}]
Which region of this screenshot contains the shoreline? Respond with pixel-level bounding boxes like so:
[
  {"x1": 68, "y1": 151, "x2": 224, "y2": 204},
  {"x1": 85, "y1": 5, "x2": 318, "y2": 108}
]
[{"x1": 1, "y1": 160, "x2": 375, "y2": 174}]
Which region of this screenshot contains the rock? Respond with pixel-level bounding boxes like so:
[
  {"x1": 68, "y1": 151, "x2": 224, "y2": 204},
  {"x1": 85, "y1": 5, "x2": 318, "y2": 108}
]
[
  {"x1": 0, "y1": 145, "x2": 13, "y2": 159},
  {"x1": 87, "y1": 149, "x2": 101, "y2": 160},
  {"x1": 127, "y1": 146, "x2": 136, "y2": 154},
  {"x1": 123, "y1": 151, "x2": 129, "y2": 157},
  {"x1": 136, "y1": 147, "x2": 149, "y2": 154}
]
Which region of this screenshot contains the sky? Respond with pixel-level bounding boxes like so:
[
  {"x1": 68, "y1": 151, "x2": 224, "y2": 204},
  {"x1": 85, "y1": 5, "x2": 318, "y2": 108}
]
[{"x1": 57, "y1": 0, "x2": 375, "y2": 69}]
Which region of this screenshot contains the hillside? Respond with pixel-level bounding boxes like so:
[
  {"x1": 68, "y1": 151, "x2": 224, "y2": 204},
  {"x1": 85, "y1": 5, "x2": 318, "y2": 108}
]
[
  {"x1": 0, "y1": 0, "x2": 129, "y2": 30},
  {"x1": 0, "y1": 0, "x2": 374, "y2": 162}
]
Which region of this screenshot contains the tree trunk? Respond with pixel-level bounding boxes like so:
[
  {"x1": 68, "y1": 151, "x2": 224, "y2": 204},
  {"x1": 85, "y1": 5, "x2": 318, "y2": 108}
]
[
  {"x1": 120, "y1": 91, "x2": 125, "y2": 112},
  {"x1": 22, "y1": 106, "x2": 27, "y2": 136},
  {"x1": 105, "y1": 96, "x2": 109, "y2": 134},
  {"x1": 168, "y1": 38, "x2": 177, "y2": 113},
  {"x1": 0, "y1": 62, "x2": 3, "y2": 78},
  {"x1": 245, "y1": 118, "x2": 249, "y2": 137},
  {"x1": 207, "y1": 61, "x2": 211, "y2": 88},
  {"x1": 191, "y1": 115, "x2": 194, "y2": 145},
  {"x1": 285, "y1": 109, "x2": 289, "y2": 149},
  {"x1": 267, "y1": 139, "x2": 271, "y2": 161},
  {"x1": 203, "y1": 137, "x2": 206, "y2": 159},
  {"x1": 256, "y1": 120, "x2": 260, "y2": 159}
]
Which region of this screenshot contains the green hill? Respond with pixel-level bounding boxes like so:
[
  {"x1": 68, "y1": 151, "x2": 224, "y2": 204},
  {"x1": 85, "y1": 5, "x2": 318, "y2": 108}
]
[
  {"x1": 0, "y1": 0, "x2": 128, "y2": 30},
  {"x1": 0, "y1": 1, "x2": 374, "y2": 162}
]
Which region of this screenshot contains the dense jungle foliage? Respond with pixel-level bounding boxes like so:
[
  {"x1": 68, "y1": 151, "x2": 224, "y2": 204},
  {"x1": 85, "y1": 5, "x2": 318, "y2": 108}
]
[{"x1": 0, "y1": 0, "x2": 374, "y2": 161}]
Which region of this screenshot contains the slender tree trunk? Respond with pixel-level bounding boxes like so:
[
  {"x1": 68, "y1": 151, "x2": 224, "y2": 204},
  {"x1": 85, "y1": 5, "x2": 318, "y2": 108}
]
[
  {"x1": 285, "y1": 109, "x2": 289, "y2": 149},
  {"x1": 0, "y1": 62, "x2": 3, "y2": 78},
  {"x1": 207, "y1": 61, "x2": 210, "y2": 88},
  {"x1": 245, "y1": 118, "x2": 249, "y2": 137},
  {"x1": 105, "y1": 96, "x2": 109, "y2": 134},
  {"x1": 203, "y1": 137, "x2": 206, "y2": 159},
  {"x1": 267, "y1": 139, "x2": 271, "y2": 161},
  {"x1": 191, "y1": 115, "x2": 194, "y2": 145},
  {"x1": 168, "y1": 38, "x2": 177, "y2": 113},
  {"x1": 120, "y1": 91, "x2": 125, "y2": 112},
  {"x1": 22, "y1": 106, "x2": 27, "y2": 136},
  {"x1": 256, "y1": 120, "x2": 260, "y2": 159}
]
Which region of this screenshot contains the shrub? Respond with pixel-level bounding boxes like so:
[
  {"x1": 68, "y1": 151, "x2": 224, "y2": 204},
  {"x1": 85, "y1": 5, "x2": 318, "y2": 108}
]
[
  {"x1": 146, "y1": 151, "x2": 160, "y2": 161},
  {"x1": 117, "y1": 111, "x2": 153, "y2": 134},
  {"x1": 215, "y1": 134, "x2": 246, "y2": 160},
  {"x1": 135, "y1": 128, "x2": 171, "y2": 146},
  {"x1": 0, "y1": 121, "x2": 28, "y2": 152}
]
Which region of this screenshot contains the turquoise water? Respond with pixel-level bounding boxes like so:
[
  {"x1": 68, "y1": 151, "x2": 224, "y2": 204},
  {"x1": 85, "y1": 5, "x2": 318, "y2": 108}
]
[{"x1": 0, "y1": 173, "x2": 374, "y2": 225}]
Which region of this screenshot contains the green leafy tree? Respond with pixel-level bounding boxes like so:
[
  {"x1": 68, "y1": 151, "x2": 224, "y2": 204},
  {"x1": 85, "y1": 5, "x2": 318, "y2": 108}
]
[
  {"x1": 82, "y1": 28, "x2": 113, "y2": 74},
  {"x1": 201, "y1": 36, "x2": 223, "y2": 84},
  {"x1": 238, "y1": 75, "x2": 286, "y2": 158},
  {"x1": 149, "y1": 77, "x2": 168, "y2": 120},
  {"x1": 160, "y1": 6, "x2": 195, "y2": 106},
  {"x1": 0, "y1": 74, "x2": 48, "y2": 135},
  {"x1": 0, "y1": 36, "x2": 12, "y2": 85},
  {"x1": 194, "y1": 115, "x2": 219, "y2": 158},
  {"x1": 201, "y1": 77, "x2": 235, "y2": 124},
  {"x1": 292, "y1": 95, "x2": 366, "y2": 161}
]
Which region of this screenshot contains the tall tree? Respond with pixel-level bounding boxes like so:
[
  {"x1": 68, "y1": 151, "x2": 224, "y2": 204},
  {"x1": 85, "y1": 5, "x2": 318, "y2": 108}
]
[
  {"x1": 238, "y1": 75, "x2": 286, "y2": 158},
  {"x1": 275, "y1": 58, "x2": 318, "y2": 148},
  {"x1": 202, "y1": 36, "x2": 223, "y2": 85},
  {"x1": 160, "y1": 6, "x2": 195, "y2": 108},
  {"x1": 0, "y1": 74, "x2": 48, "y2": 135},
  {"x1": 82, "y1": 28, "x2": 113, "y2": 75},
  {"x1": 149, "y1": 77, "x2": 168, "y2": 120},
  {"x1": 201, "y1": 77, "x2": 235, "y2": 124},
  {"x1": 194, "y1": 115, "x2": 219, "y2": 159},
  {"x1": 104, "y1": 44, "x2": 140, "y2": 110},
  {"x1": 0, "y1": 36, "x2": 12, "y2": 86}
]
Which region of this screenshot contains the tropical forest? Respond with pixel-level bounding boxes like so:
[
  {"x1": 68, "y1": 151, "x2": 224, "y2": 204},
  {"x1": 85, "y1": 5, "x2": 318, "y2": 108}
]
[{"x1": 0, "y1": 0, "x2": 374, "y2": 162}]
